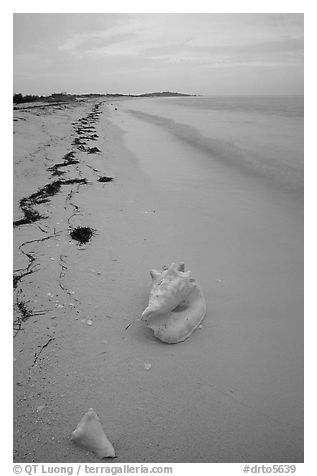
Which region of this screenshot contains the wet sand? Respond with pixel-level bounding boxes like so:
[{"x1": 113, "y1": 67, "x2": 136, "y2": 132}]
[{"x1": 13, "y1": 98, "x2": 303, "y2": 463}]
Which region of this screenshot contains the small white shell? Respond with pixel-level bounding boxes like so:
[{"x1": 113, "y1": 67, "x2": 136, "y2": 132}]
[
  {"x1": 141, "y1": 263, "x2": 207, "y2": 343},
  {"x1": 71, "y1": 408, "x2": 115, "y2": 458}
]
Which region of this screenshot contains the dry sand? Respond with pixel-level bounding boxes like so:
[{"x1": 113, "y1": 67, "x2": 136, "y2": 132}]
[{"x1": 13, "y1": 98, "x2": 303, "y2": 463}]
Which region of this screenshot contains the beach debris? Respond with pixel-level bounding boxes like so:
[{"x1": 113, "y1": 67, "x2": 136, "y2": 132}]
[
  {"x1": 14, "y1": 178, "x2": 87, "y2": 227},
  {"x1": 13, "y1": 180, "x2": 63, "y2": 227},
  {"x1": 47, "y1": 151, "x2": 79, "y2": 175},
  {"x1": 16, "y1": 300, "x2": 33, "y2": 324},
  {"x1": 70, "y1": 227, "x2": 94, "y2": 244},
  {"x1": 87, "y1": 320, "x2": 93, "y2": 326},
  {"x1": 141, "y1": 262, "x2": 207, "y2": 344},
  {"x1": 36, "y1": 405, "x2": 45, "y2": 413},
  {"x1": 71, "y1": 408, "x2": 116, "y2": 458},
  {"x1": 73, "y1": 137, "x2": 87, "y2": 146},
  {"x1": 144, "y1": 363, "x2": 152, "y2": 371},
  {"x1": 64, "y1": 178, "x2": 88, "y2": 186},
  {"x1": 98, "y1": 176, "x2": 113, "y2": 182},
  {"x1": 87, "y1": 147, "x2": 101, "y2": 154}
]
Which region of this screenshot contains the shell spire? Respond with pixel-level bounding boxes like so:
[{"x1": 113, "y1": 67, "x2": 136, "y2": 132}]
[
  {"x1": 142, "y1": 263, "x2": 193, "y2": 321},
  {"x1": 141, "y1": 262, "x2": 207, "y2": 343},
  {"x1": 71, "y1": 408, "x2": 116, "y2": 458}
]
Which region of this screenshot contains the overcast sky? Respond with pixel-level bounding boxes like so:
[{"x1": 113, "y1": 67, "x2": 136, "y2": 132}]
[{"x1": 13, "y1": 13, "x2": 304, "y2": 96}]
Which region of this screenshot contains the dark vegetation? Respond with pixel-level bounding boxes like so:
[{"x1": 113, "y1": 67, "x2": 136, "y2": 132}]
[
  {"x1": 14, "y1": 301, "x2": 34, "y2": 335},
  {"x1": 87, "y1": 147, "x2": 101, "y2": 154},
  {"x1": 16, "y1": 300, "x2": 33, "y2": 321},
  {"x1": 13, "y1": 92, "x2": 106, "y2": 105},
  {"x1": 70, "y1": 226, "x2": 94, "y2": 244},
  {"x1": 13, "y1": 91, "x2": 195, "y2": 104},
  {"x1": 72, "y1": 137, "x2": 87, "y2": 146},
  {"x1": 98, "y1": 176, "x2": 113, "y2": 182},
  {"x1": 14, "y1": 178, "x2": 87, "y2": 227},
  {"x1": 14, "y1": 297, "x2": 49, "y2": 336},
  {"x1": 13, "y1": 104, "x2": 106, "y2": 337},
  {"x1": 48, "y1": 151, "x2": 79, "y2": 176}
]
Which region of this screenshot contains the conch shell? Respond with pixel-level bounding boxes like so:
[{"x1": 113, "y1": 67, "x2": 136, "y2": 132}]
[
  {"x1": 141, "y1": 263, "x2": 206, "y2": 343},
  {"x1": 71, "y1": 408, "x2": 116, "y2": 458}
]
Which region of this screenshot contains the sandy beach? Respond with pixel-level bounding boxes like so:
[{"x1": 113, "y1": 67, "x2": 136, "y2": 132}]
[{"x1": 13, "y1": 97, "x2": 303, "y2": 463}]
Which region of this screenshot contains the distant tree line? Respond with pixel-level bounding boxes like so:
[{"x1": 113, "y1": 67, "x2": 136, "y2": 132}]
[
  {"x1": 13, "y1": 93, "x2": 72, "y2": 104},
  {"x1": 13, "y1": 92, "x2": 107, "y2": 104},
  {"x1": 13, "y1": 91, "x2": 194, "y2": 104},
  {"x1": 13, "y1": 93, "x2": 44, "y2": 104}
]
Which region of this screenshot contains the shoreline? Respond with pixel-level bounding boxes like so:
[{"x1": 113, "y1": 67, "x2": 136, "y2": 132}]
[{"x1": 13, "y1": 98, "x2": 303, "y2": 463}]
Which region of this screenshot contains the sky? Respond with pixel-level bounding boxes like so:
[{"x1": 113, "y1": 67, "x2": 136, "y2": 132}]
[{"x1": 13, "y1": 13, "x2": 304, "y2": 96}]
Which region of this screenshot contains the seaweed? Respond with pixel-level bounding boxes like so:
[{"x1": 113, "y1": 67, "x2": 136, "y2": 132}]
[
  {"x1": 14, "y1": 207, "x2": 42, "y2": 227},
  {"x1": 17, "y1": 301, "x2": 32, "y2": 319},
  {"x1": 73, "y1": 137, "x2": 87, "y2": 146},
  {"x1": 62, "y1": 151, "x2": 76, "y2": 161},
  {"x1": 13, "y1": 181, "x2": 61, "y2": 227},
  {"x1": 14, "y1": 298, "x2": 48, "y2": 336},
  {"x1": 47, "y1": 150, "x2": 79, "y2": 174},
  {"x1": 14, "y1": 178, "x2": 87, "y2": 227},
  {"x1": 51, "y1": 168, "x2": 65, "y2": 177},
  {"x1": 13, "y1": 270, "x2": 33, "y2": 289},
  {"x1": 63, "y1": 178, "x2": 87, "y2": 185},
  {"x1": 98, "y1": 176, "x2": 113, "y2": 182},
  {"x1": 70, "y1": 226, "x2": 94, "y2": 244},
  {"x1": 76, "y1": 145, "x2": 87, "y2": 151},
  {"x1": 87, "y1": 147, "x2": 101, "y2": 154},
  {"x1": 28, "y1": 181, "x2": 62, "y2": 203}
]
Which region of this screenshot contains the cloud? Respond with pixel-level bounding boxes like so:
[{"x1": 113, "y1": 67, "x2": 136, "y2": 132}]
[
  {"x1": 13, "y1": 13, "x2": 304, "y2": 95},
  {"x1": 139, "y1": 36, "x2": 303, "y2": 69},
  {"x1": 59, "y1": 31, "x2": 139, "y2": 55}
]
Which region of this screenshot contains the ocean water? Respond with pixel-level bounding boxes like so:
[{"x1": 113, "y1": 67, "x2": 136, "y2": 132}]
[
  {"x1": 121, "y1": 95, "x2": 304, "y2": 197},
  {"x1": 163, "y1": 95, "x2": 304, "y2": 117},
  {"x1": 107, "y1": 96, "x2": 304, "y2": 461}
]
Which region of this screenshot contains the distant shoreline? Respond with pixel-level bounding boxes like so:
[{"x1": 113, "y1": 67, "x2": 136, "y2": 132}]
[
  {"x1": 13, "y1": 92, "x2": 303, "y2": 110},
  {"x1": 13, "y1": 91, "x2": 197, "y2": 106}
]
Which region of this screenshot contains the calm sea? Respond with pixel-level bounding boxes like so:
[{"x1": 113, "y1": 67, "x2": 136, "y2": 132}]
[
  {"x1": 125, "y1": 95, "x2": 304, "y2": 197},
  {"x1": 165, "y1": 95, "x2": 304, "y2": 118}
]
